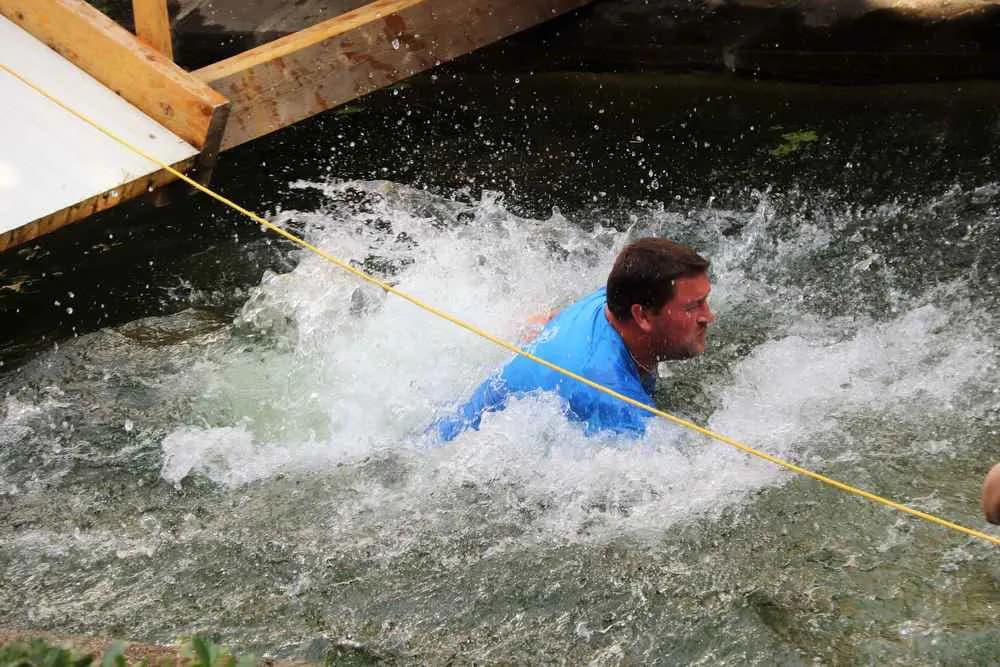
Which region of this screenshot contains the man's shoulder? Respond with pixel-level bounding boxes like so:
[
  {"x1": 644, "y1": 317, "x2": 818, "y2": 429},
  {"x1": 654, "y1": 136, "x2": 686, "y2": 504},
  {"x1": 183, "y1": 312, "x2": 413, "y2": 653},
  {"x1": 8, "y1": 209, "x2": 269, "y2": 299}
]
[
  {"x1": 545, "y1": 288, "x2": 643, "y2": 390},
  {"x1": 568, "y1": 287, "x2": 607, "y2": 313},
  {"x1": 547, "y1": 288, "x2": 607, "y2": 332}
]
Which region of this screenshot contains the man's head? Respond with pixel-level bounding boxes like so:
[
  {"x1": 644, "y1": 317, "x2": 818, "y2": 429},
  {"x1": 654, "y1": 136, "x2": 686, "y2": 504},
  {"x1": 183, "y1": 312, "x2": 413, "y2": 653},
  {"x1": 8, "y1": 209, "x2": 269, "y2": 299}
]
[{"x1": 606, "y1": 238, "x2": 713, "y2": 360}]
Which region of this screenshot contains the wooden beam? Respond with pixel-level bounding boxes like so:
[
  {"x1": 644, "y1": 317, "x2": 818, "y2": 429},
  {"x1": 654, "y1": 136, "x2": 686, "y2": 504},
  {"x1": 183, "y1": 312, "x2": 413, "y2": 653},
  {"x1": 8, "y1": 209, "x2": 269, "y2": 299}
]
[
  {"x1": 0, "y1": 0, "x2": 227, "y2": 152},
  {"x1": 195, "y1": 0, "x2": 591, "y2": 150},
  {"x1": 0, "y1": 157, "x2": 195, "y2": 254},
  {"x1": 132, "y1": 0, "x2": 174, "y2": 60}
]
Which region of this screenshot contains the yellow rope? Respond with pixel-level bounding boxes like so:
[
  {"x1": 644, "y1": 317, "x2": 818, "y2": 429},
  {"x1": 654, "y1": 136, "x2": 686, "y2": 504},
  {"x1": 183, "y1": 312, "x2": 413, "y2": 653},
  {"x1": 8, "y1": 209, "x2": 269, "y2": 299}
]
[{"x1": 3, "y1": 61, "x2": 997, "y2": 547}]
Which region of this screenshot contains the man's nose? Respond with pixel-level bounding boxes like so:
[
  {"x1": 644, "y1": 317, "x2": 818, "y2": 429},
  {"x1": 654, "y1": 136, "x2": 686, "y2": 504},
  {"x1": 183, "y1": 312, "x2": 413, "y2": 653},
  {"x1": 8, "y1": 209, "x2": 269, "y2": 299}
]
[{"x1": 700, "y1": 306, "x2": 715, "y2": 324}]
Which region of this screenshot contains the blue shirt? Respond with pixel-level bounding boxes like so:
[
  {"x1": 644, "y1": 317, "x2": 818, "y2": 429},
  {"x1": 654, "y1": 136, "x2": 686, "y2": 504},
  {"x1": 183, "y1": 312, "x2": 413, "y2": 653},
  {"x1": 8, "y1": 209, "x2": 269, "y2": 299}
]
[{"x1": 434, "y1": 288, "x2": 656, "y2": 441}]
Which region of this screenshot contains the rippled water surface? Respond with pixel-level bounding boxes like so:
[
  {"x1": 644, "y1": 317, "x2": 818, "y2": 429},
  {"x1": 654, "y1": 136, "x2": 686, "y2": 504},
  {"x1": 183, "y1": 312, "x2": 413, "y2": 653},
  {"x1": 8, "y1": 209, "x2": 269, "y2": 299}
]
[{"x1": 2, "y1": 73, "x2": 1000, "y2": 664}]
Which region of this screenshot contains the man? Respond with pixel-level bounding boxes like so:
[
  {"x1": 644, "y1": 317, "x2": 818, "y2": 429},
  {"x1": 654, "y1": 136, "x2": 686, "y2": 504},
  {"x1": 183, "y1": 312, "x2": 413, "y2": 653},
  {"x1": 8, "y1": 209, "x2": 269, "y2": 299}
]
[{"x1": 434, "y1": 237, "x2": 714, "y2": 441}]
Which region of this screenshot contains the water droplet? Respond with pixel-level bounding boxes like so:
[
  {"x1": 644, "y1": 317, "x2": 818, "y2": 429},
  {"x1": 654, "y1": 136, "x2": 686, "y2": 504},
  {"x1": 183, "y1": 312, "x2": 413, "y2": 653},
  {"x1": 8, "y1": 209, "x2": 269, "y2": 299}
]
[
  {"x1": 124, "y1": 419, "x2": 134, "y2": 432},
  {"x1": 391, "y1": 38, "x2": 400, "y2": 50}
]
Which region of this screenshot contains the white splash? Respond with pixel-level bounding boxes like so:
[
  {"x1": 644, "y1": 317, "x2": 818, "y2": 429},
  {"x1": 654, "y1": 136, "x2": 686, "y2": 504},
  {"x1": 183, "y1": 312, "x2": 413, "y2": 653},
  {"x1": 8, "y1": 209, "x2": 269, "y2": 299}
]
[{"x1": 156, "y1": 181, "x2": 994, "y2": 544}]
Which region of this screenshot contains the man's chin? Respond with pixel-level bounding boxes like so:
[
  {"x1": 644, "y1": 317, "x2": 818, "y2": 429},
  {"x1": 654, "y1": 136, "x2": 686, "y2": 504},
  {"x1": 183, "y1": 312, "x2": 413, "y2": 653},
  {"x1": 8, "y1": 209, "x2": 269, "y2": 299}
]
[
  {"x1": 661, "y1": 343, "x2": 705, "y2": 361},
  {"x1": 685, "y1": 339, "x2": 708, "y2": 358}
]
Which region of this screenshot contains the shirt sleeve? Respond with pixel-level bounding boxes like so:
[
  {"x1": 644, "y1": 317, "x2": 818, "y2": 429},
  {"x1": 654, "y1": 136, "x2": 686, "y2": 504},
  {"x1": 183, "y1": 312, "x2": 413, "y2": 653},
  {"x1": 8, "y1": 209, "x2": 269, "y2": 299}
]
[{"x1": 433, "y1": 373, "x2": 510, "y2": 442}]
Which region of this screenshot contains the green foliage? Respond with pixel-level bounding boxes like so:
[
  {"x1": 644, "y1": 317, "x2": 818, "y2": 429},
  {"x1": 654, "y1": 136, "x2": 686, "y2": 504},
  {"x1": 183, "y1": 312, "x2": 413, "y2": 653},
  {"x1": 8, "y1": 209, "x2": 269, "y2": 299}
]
[
  {"x1": 179, "y1": 636, "x2": 257, "y2": 667},
  {"x1": 0, "y1": 640, "x2": 94, "y2": 667},
  {"x1": 769, "y1": 129, "x2": 819, "y2": 157},
  {"x1": 1, "y1": 637, "x2": 256, "y2": 667},
  {"x1": 99, "y1": 643, "x2": 125, "y2": 667}
]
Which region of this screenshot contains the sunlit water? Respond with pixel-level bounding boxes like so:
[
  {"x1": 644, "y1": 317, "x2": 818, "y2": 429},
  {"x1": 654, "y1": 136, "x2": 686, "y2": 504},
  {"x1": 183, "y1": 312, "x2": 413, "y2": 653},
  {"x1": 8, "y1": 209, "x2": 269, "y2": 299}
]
[{"x1": 3, "y1": 172, "x2": 999, "y2": 663}]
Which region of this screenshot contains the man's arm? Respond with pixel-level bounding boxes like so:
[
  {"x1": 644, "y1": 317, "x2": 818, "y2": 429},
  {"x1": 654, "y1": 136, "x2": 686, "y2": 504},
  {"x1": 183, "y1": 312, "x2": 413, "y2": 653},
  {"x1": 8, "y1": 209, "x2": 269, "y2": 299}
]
[{"x1": 432, "y1": 374, "x2": 510, "y2": 443}]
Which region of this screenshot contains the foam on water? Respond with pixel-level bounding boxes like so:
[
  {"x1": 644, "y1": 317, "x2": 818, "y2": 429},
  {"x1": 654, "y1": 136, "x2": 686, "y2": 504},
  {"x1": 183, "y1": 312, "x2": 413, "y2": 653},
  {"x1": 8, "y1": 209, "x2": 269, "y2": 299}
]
[
  {"x1": 711, "y1": 299, "x2": 992, "y2": 457},
  {"x1": 3, "y1": 179, "x2": 999, "y2": 662},
  {"x1": 152, "y1": 180, "x2": 994, "y2": 545}
]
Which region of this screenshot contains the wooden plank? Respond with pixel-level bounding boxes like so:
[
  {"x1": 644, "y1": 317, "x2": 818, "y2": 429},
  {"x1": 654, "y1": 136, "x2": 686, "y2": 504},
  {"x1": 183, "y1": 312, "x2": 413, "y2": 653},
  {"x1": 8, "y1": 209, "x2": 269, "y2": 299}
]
[
  {"x1": 195, "y1": 0, "x2": 592, "y2": 150},
  {"x1": 0, "y1": 0, "x2": 227, "y2": 151},
  {"x1": 0, "y1": 157, "x2": 195, "y2": 253},
  {"x1": 133, "y1": 0, "x2": 174, "y2": 60}
]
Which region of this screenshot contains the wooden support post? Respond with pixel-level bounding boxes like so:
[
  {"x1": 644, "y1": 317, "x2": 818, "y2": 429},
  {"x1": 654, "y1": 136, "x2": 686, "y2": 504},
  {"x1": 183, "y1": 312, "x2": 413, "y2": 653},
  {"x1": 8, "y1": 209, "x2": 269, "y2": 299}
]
[
  {"x1": 132, "y1": 0, "x2": 177, "y2": 206},
  {"x1": 195, "y1": 0, "x2": 592, "y2": 151},
  {"x1": 132, "y1": 0, "x2": 174, "y2": 60}
]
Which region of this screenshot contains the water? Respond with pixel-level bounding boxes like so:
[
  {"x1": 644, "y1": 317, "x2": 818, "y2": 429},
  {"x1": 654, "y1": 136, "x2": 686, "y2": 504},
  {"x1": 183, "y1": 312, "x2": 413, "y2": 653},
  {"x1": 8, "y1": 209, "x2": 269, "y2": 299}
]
[{"x1": 2, "y1": 72, "x2": 1000, "y2": 663}]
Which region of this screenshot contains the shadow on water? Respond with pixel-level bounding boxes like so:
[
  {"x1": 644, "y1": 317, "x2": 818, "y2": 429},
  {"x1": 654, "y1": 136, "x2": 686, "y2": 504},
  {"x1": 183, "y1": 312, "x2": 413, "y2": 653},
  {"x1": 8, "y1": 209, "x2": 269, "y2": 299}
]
[{"x1": 2, "y1": 69, "x2": 1000, "y2": 664}]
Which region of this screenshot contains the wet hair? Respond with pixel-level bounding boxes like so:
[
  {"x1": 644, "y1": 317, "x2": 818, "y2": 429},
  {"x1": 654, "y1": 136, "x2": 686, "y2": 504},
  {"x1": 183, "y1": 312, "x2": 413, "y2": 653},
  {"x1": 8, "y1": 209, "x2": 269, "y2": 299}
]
[{"x1": 606, "y1": 238, "x2": 709, "y2": 321}]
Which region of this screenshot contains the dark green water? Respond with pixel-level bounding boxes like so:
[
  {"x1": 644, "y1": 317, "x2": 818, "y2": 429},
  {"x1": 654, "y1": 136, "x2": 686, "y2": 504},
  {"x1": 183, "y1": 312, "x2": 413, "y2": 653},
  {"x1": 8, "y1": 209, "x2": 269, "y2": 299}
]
[{"x1": 2, "y1": 71, "x2": 1000, "y2": 664}]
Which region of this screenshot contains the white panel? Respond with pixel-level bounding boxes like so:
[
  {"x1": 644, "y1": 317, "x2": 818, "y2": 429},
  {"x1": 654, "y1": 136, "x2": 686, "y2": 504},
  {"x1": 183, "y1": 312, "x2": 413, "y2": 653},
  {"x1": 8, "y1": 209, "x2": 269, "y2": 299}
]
[{"x1": 0, "y1": 15, "x2": 198, "y2": 235}]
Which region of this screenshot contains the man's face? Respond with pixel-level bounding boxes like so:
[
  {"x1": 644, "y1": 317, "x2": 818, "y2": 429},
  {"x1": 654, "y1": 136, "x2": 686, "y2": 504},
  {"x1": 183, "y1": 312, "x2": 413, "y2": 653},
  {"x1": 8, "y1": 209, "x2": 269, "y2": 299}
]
[{"x1": 639, "y1": 272, "x2": 714, "y2": 360}]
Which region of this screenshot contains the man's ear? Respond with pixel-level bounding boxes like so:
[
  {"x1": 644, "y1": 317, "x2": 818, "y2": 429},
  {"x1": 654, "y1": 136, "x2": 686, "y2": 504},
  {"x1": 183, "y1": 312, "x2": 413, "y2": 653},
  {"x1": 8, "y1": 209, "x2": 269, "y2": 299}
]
[{"x1": 631, "y1": 303, "x2": 653, "y2": 332}]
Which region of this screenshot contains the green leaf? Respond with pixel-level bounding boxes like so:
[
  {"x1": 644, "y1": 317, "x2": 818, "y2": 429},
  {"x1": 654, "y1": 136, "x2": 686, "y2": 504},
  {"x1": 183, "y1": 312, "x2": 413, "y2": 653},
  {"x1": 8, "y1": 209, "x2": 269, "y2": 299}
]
[
  {"x1": 769, "y1": 129, "x2": 819, "y2": 157},
  {"x1": 235, "y1": 654, "x2": 257, "y2": 667},
  {"x1": 0, "y1": 640, "x2": 93, "y2": 667},
  {"x1": 191, "y1": 636, "x2": 215, "y2": 667},
  {"x1": 781, "y1": 130, "x2": 818, "y2": 143},
  {"x1": 99, "y1": 642, "x2": 125, "y2": 667},
  {"x1": 333, "y1": 105, "x2": 366, "y2": 116}
]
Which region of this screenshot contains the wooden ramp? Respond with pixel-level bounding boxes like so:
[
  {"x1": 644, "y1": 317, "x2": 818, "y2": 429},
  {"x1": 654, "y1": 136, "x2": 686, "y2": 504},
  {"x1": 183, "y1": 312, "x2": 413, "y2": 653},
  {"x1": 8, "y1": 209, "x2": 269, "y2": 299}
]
[
  {"x1": 0, "y1": 0, "x2": 590, "y2": 253},
  {"x1": 0, "y1": 15, "x2": 198, "y2": 251},
  {"x1": 0, "y1": 0, "x2": 228, "y2": 253}
]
